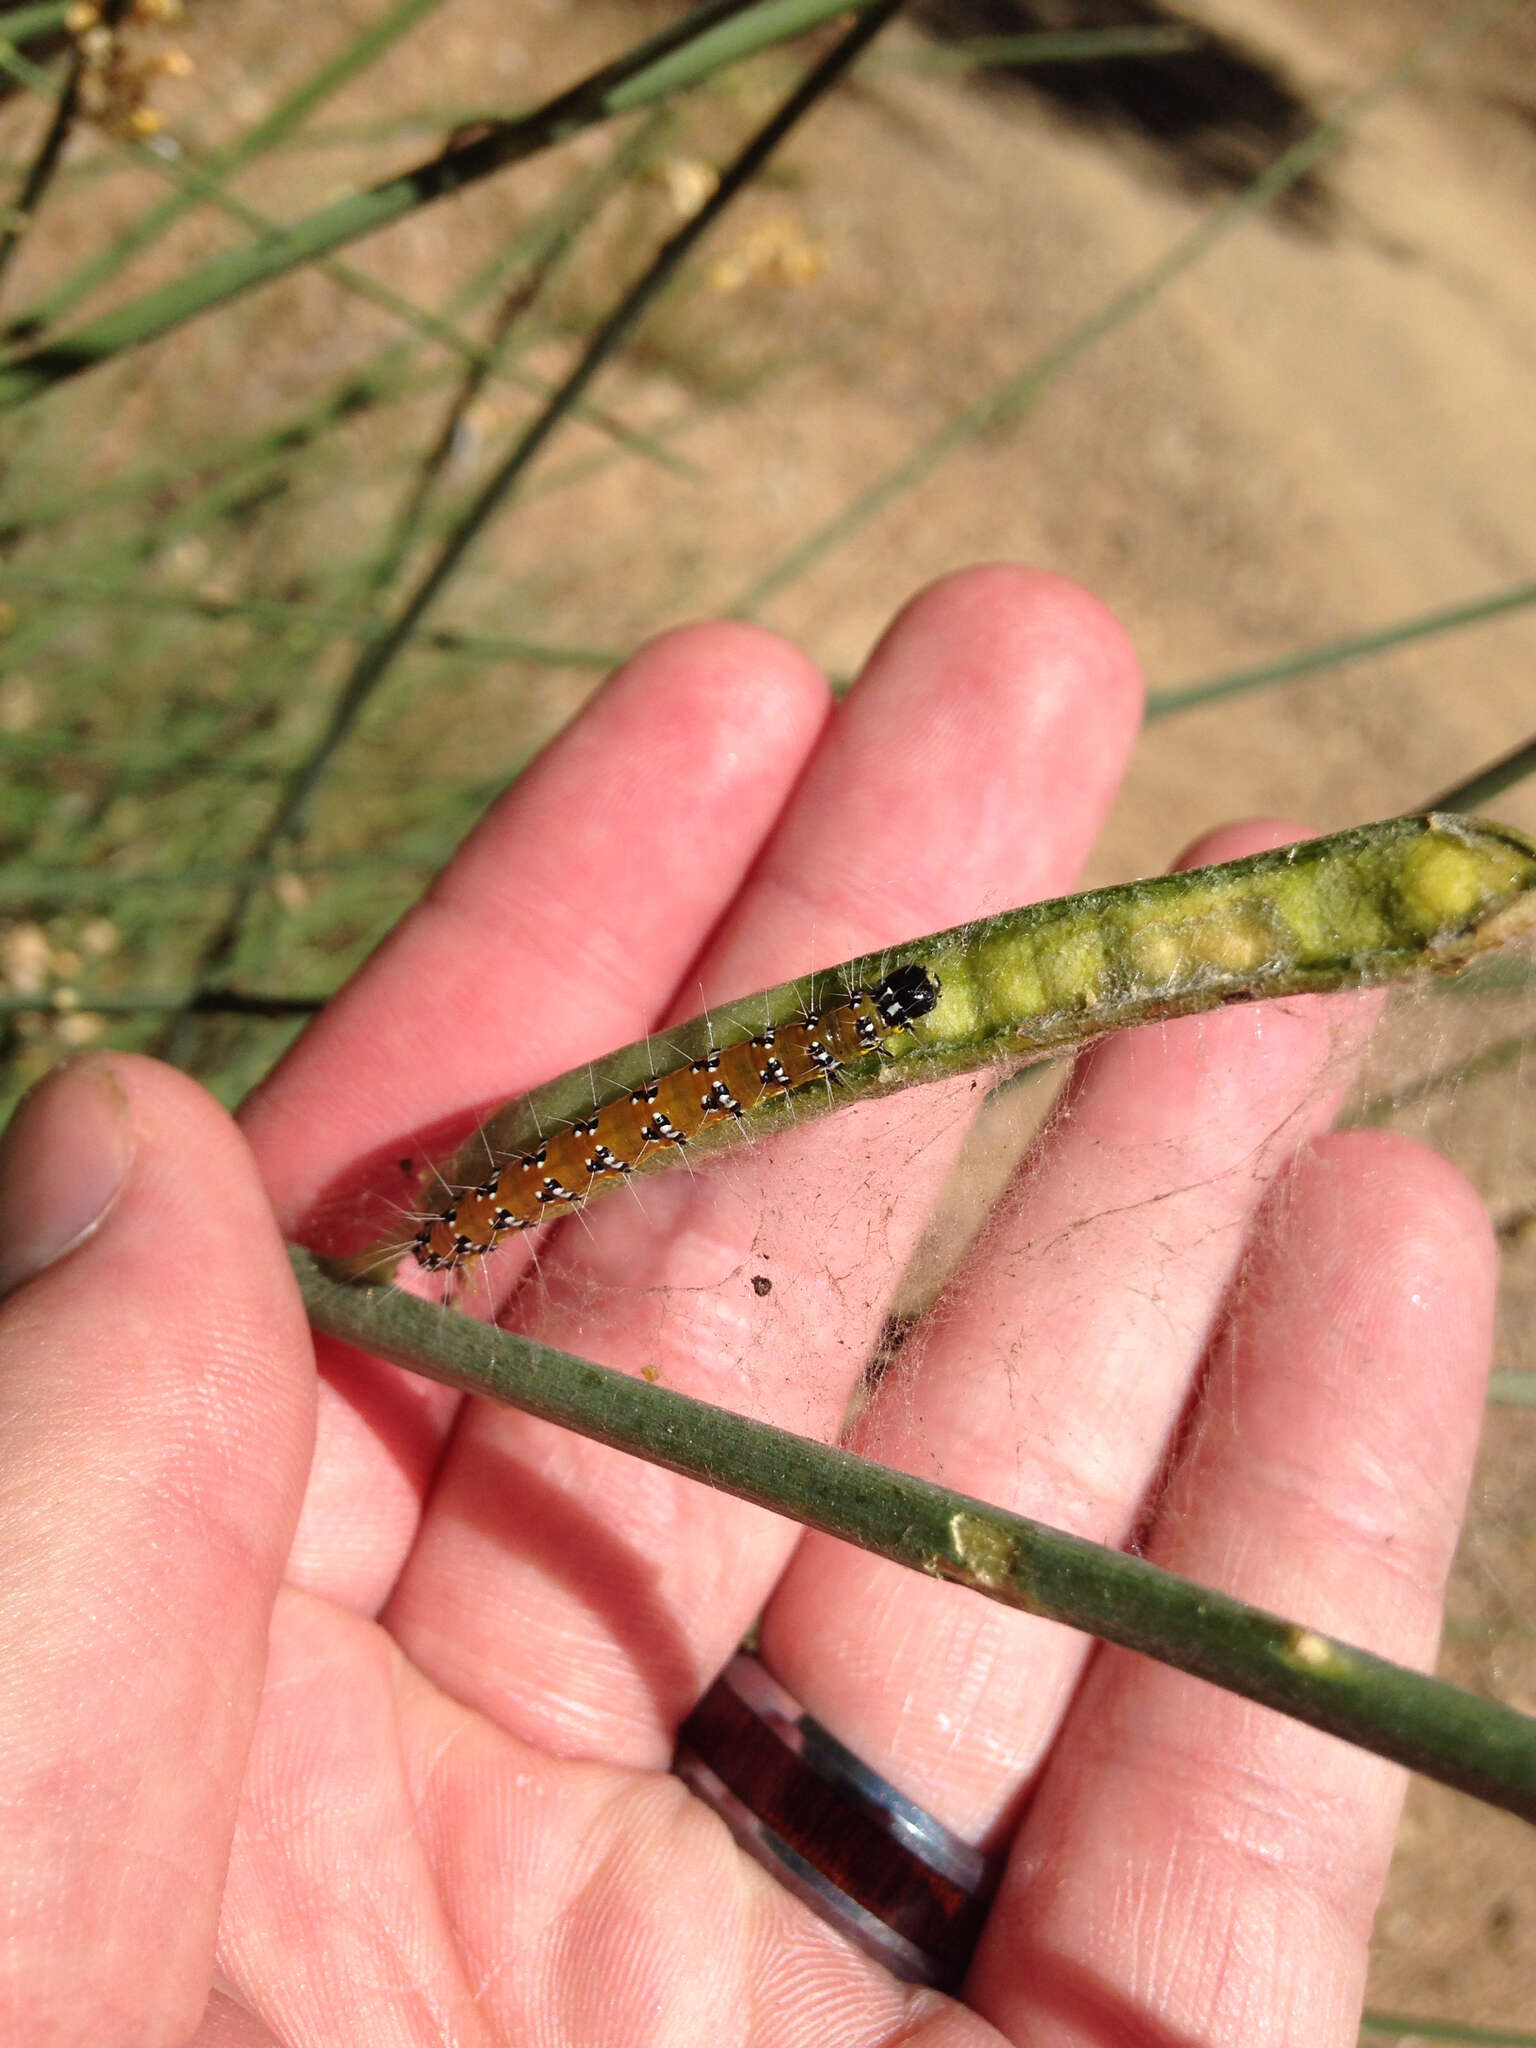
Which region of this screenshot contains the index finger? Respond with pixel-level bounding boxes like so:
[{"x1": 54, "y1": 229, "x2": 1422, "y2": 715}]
[{"x1": 238, "y1": 625, "x2": 831, "y2": 1611}]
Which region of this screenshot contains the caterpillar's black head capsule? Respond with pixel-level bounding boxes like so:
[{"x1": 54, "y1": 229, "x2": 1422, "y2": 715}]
[{"x1": 871, "y1": 963, "x2": 940, "y2": 1031}]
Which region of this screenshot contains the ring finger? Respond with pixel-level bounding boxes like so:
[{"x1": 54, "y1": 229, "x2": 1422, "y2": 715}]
[{"x1": 760, "y1": 819, "x2": 1386, "y2": 1844}]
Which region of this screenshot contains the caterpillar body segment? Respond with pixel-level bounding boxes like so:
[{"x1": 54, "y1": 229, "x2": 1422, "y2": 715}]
[{"x1": 412, "y1": 963, "x2": 940, "y2": 1272}]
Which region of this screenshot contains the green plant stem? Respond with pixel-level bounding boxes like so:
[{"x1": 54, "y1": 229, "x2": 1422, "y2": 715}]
[
  {"x1": 0, "y1": 986, "x2": 323, "y2": 1017},
  {"x1": 1346, "y1": 1026, "x2": 1536, "y2": 1130},
  {"x1": 1429, "y1": 734, "x2": 1536, "y2": 815},
  {"x1": 1147, "y1": 578, "x2": 1536, "y2": 720},
  {"x1": 275, "y1": 2, "x2": 898, "y2": 823},
  {"x1": 289, "y1": 1244, "x2": 1536, "y2": 1825},
  {"x1": 0, "y1": 849, "x2": 437, "y2": 903},
  {"x1": 3, "y1": 0, "x2": 456, "y2": 340},
  {"x1": 2, "y1": 117, "x2": 687, "y2": 540},
  {"x1": 1358, "y1": 2015, "x2": 1536, "y2": 2047},
  {"x1": 0, "y1": 567, "x2": 621, "y2": 669},
  {"x1": 0, "y1": 360, "x2": 450, "y2": 533},
  {"x1": 157, "y1": 2, "x2": 901, "y2": 1060},
  {"x1": 0, "y1": 39, "x2": 687, "y2": 482},
  {"x1": 358, "y1": 107, "x2": 679, "y2": 601},
  {"x1": 0, "y1": 3, "x2": 73, "y2": 45},
  {"x1": 0, "y1": 4, "x2": 95, "y2": 297},
  {"x1": 147, "y1": 159, "x2": 691, "y2": 479},
  {"x1": 888, "y1": 25, "x2": 1202, "y2": 69},
  {"x1": 0, "y1": 0, "x2": 885, "y2": 408},
  {"x1": 359, "y1": 253, "x2": 557, "y2": 597}
]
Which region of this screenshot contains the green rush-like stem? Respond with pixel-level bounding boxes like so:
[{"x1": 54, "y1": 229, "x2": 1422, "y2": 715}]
[
  {"x1": 339, "y1": 813, "x2": 1536, "y2": 1281},
  {"x1": 886, "y1": 24, "x2": 1202, "y2": 70},
  {"x1": 0, "y1": 4, "x2": 74, "y2": 45},
  {"x1": 0, "y1": 2, "x2": 98, "y2": 300},
  {"x1": 1359, "y1": 2016, "x2": 1536, "y2": 2046},
  {"x1": 1146, "y1": 577, "x2": 1536, "y2": 721},
  {"x1": 0, "y1": 567, "x2": 622, "y2": 670},
  {"x1": 1428, "y1": 732, "x2": 1536, "y2": 816},
  {"x1": 1345, "y1": 1025, "x2": 1536, "y2": 1129},
  {"x1": 356, "y1": 106, "x2": 682, "y2": 601},
  {"x1": 0, "y1": 37, "x2": 689, "y2": 481},
  {"x1": 4, "y1": 0, "x2": 456, "y2": 340},
  {"x1": 0, "y1": 109, "x2": 688, "y2": 546},
  {"x1": 154, "y1": 3, "x2": 901, "y2": 1070},
  {"x1": 0, "y1": 986, "x2": 324, "y2": 1017},
  {"x1": 290, "y1": 1244, "x2": 1536, "y2": 1824},
  {"x1": 0, "y1": 0, "x2": 885, "y2": 409}
]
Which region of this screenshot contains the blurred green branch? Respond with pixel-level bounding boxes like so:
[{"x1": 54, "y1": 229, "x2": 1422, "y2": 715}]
[
  {"x1": 1430, "y1": 733, "x2": 1536, "y2": 815},
  {"x1": 0, "y1": 0, "x2": 889, "y2": 408},
  {"x1": 1147, "y1": 578, "x2": 1536, "y2": 720},
  {"x1": 1359, "y1": 2014, "x2": 1536, "y2": 2046},
  {"x1": 0, "y1": 566, "x2": 622, "y2": 669},
  {"x1": 155, "y1": 2, "x2": 902, "y2": 1063},
  {"x1": 4, "y1": 0, "x2": 454, "y2": 339},
  {"x1": 0, "y1": 34, "x2": 689, "y2": 478}
]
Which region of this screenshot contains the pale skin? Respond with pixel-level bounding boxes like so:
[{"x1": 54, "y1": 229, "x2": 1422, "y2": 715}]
[{"x1": 0, "y1": 567, "x2": 1497, "y2": 2047}]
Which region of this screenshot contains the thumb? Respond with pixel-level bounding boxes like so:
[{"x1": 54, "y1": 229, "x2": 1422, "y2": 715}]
[{"x1": 0, "y1": 1055, "x2": 315, "y2": 2048}]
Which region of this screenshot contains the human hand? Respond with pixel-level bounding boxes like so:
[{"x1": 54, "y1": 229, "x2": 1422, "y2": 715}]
[{"x1": 2, "y1": 568, "x2": 1495, "y2": 2045}]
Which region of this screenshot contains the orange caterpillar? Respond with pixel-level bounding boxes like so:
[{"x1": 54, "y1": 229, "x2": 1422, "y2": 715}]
[{"x1": 413, "y1": 963, "x2": 940, "y2": 1272}]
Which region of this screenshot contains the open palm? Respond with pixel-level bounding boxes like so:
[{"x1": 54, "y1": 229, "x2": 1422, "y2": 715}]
[{"x1": 2, "y1": 568, "x2": 1494, "y2": 2046}]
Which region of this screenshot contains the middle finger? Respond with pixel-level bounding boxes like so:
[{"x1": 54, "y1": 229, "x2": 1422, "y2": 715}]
[{"x1": 384, "y1": 566, "x2": 1142, "y2": 1763}]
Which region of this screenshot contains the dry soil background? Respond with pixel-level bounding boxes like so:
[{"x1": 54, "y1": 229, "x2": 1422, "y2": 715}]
[{"x1": 6, "y1": 0, "x2": 1536, "y2": 2032}]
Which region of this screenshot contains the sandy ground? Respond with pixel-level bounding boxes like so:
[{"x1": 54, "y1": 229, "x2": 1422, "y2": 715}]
[{"x1": 5, "y1": 0, "x2": 1535, "y2": 2029}]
